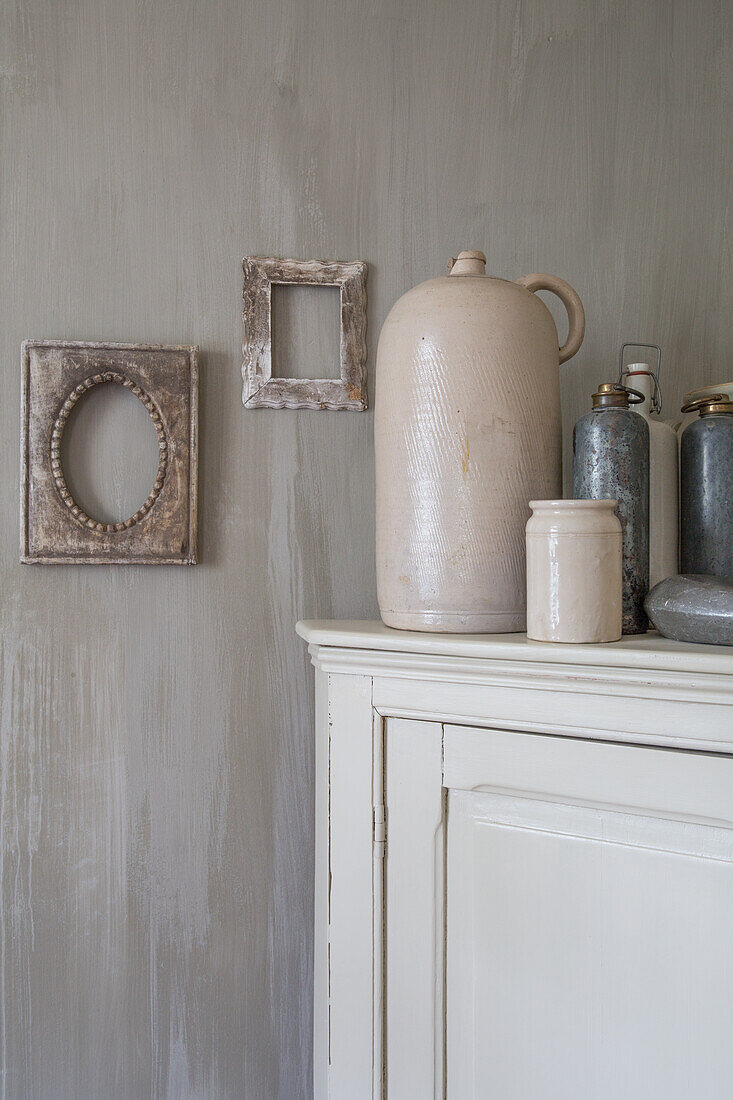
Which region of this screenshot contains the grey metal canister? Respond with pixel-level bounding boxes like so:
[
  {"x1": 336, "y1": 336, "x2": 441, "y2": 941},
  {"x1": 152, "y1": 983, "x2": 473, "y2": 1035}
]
[
  {"x1": 680, "y1": 395, "x2": 733, "y2": 577},
  {"x1": 573, "y1": 383, "x2": 650, "y2": 634}
]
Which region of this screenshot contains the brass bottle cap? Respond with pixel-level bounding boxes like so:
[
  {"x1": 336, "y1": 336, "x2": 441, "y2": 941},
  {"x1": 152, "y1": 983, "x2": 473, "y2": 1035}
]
[
  {"x1": 680, "y1": 394, "x2": 733, "y2": 417},
  {"x1": 591, "y1": 382, "x2": 644, "y2": 410}
]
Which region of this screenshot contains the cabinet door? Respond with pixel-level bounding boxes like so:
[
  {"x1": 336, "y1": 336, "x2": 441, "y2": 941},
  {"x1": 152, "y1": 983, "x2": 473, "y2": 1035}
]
[{"x1": 384, "y1": 719, "x2": 733, "y2": 1100}]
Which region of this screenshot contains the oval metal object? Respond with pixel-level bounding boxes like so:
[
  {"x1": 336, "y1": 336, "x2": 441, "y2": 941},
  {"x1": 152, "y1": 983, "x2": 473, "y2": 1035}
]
[{"x1": 645, "y1": 575, "x2": 733, "y2": 646}]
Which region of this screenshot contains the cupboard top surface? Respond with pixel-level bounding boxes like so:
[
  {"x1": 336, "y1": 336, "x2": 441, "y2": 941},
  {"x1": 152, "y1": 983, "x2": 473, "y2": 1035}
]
[{"x1": 296, "y1": 619, "x2": 733, "y2": 676}]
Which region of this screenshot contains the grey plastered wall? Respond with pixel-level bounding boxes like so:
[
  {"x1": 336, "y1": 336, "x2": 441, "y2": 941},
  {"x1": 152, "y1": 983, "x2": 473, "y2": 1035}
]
[{"x1": 0, "y1": 1, "x2": 730, "y2": 1097}]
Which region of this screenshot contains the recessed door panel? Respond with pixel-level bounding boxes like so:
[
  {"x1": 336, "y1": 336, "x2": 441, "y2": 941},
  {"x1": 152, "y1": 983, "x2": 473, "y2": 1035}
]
[
  {"x1": 446, "y1": 788, "x2": 733, "y2": 1100},
  {"x1": 384, "y1": 720, "x2": 733, "y2": 1100}
]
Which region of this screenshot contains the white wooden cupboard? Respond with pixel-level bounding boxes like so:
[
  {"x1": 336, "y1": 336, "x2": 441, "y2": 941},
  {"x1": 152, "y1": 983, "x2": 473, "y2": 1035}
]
[{"x1": 296, "y1": 621, "x2": 733, "y2": 1100}]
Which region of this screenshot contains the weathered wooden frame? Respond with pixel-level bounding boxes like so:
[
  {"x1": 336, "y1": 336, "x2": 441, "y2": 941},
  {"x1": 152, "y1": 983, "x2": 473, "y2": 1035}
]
[
  {"x1": 242, "y1": 256, "x2": 368, "y2": 410},
  {"x1": 21, "y1": 340, "x2": 198, "y2": 564}
]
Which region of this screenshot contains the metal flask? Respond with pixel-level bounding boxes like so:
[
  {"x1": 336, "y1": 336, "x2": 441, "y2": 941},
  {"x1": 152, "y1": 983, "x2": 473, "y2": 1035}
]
[
  {"x1": 573, "y1": 383, "x2": 650, "y2": 634},
  {"x1": 680, "y1": 395, "x2": 733, "y2": 577}
]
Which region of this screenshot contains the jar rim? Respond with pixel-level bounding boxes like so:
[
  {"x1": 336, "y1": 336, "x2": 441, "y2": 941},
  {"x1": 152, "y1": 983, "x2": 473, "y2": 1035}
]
[{"x1": 529, "y1": 499, "x2": 618, "y2": 510}]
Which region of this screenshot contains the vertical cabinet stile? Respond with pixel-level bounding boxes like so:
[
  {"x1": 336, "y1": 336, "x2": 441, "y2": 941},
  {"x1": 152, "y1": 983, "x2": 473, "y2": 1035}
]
[
  {"x1": 384, "y1": 718, "x2": 446, "y2": 1098},
  {"x1": 313, "y1": 667, "x2": 329, "y2": 1100},
  {"x1": 372, "y1": 709, "x2": 386, "y2": 1100},
  {"x1": 318, "y1": 670, "x2": 377, "y2": 1099}
]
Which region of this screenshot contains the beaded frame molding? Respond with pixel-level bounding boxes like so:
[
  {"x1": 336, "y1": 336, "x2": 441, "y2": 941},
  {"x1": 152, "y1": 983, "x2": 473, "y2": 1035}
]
[
  {"x1": 21, "y1": 341, "x2": 198, "y2": 564},
  {"x1": 242, "y1": 256, "x2": 368, "y2": 410}
]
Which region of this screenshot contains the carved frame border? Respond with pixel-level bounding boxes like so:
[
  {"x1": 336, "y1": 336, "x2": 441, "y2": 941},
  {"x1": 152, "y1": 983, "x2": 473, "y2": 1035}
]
[
  {"x1": 242, "y1": 256, "x2": 368, "y2": 410},
  {"x1": 21, "y1": 340, "x2": 198, "y2": 565}
]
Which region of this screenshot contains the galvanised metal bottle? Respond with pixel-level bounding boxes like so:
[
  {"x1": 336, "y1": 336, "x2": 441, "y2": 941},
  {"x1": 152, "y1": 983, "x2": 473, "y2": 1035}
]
[
  {"x1": 573, "y1": 383, "x2": 650, "y2": 634},
  {"x1": 680, "y1": 395, "x2": 733, "y2": 577}
]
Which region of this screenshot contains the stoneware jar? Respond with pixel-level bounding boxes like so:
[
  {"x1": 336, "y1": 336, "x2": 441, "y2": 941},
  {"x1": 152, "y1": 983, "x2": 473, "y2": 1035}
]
[
  {"x1": 375, "y1": 250, "x2": 585, "y2": 633},
  {"x1": 526, "y1": 500, "x2": 622, "y2": 644}
]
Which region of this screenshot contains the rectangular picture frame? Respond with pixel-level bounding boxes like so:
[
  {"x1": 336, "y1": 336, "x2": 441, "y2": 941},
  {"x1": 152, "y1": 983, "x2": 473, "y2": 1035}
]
[
  {"x1": 21, "y1": 340, "x2": 198, "y2": 564},
  {"x1": 242, "y1": 256, "x2": 368, "y2": 410}
]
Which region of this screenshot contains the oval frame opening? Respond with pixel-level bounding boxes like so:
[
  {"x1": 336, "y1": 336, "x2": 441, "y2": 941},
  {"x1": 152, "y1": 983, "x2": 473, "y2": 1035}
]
[{"x1": 51, "y1": 372, "x2": 168, "y2": 532}]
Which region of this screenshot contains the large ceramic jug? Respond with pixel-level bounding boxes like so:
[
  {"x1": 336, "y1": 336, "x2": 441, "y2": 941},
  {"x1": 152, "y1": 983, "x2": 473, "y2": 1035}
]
[{"x1": 375, "y1": 250, "x2": 585, "y2": 633}]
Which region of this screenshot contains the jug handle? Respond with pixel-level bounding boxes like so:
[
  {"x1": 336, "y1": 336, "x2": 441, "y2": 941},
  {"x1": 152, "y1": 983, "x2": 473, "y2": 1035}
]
[{"x1": 515, "y1": 274, "x2": 585, "y2": 363}]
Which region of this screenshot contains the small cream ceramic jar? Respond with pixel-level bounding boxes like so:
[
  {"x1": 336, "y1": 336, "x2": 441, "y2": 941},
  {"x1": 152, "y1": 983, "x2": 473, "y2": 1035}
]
[{"x1": 526, "y1": 500, "x2": 622, "y2": 643}]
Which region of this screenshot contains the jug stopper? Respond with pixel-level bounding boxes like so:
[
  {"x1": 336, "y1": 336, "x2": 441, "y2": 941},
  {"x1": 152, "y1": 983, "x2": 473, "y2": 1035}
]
[{"x1": 448, "y1": 251, "x2": 487, "y2": 275}]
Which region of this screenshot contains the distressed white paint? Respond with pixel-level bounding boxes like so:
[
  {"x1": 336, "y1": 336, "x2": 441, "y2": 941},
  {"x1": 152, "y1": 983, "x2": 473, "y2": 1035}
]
[
  {"x1": 384, "y1": 719, "x2": 444, "y2": 1097},
  {"x1": 1, "y1": 1, "x2": 732, "y2": 1096},
  {"x1": 300, "y1": 622, "x2": 733, "y2": 1098}
]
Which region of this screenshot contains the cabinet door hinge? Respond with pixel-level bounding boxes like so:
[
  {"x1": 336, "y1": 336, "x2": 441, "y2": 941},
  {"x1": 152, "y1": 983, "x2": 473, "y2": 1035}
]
[{"x1": 373, "y1": 804, "x2": 386, "y2": 857}]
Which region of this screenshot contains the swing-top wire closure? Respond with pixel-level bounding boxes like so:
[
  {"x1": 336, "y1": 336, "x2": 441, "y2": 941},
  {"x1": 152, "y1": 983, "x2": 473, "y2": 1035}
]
[{"x1": 618, "y1": 342, "x2": 663, "y2": 415}]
